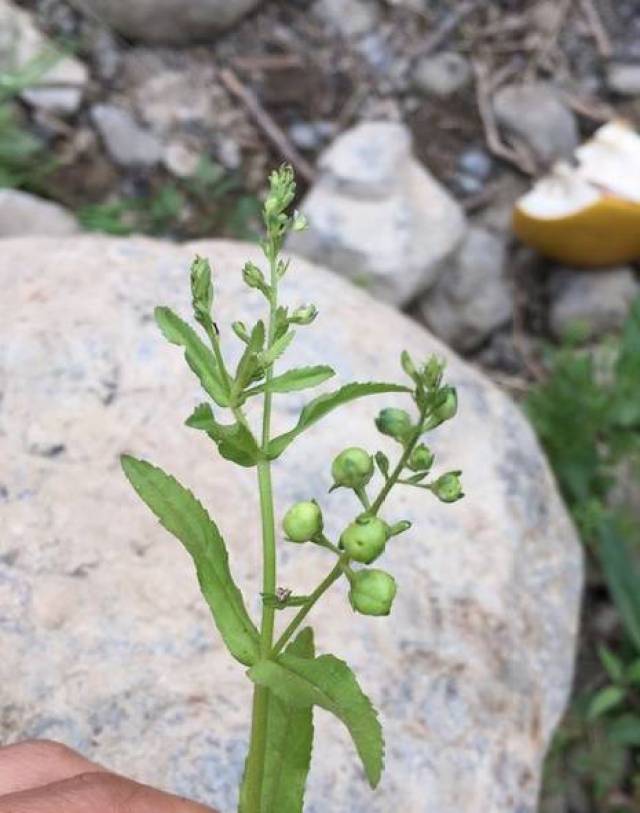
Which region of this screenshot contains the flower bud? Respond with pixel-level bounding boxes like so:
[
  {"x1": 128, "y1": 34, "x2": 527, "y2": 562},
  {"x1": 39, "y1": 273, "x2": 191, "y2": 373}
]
[
  {"x1": 375, "y1": 408, "x2": 413, "y2": 443},
  {"x1": 242, "y1": 262, "x2": 270, "y2": 297},
  {"x1": 401, "y1": 350, "x2": 420, "y2": 384},
  {"x1": 408, "y1": 444, "x2": 434, "y2": 472},
  {"x1": 422, "y1": 355, "x2": 445, "y2": 389},
  {"x1": 349, "y1": 569, "x2": 397, "y2": 616},
  {"x1": 331, "y1": 447, "x2": 373, "y2": 489},
  {"x1": 292, "y1": 210, "x2": 308, "y2": 232},
  {"x1": 340, "y1": 516, "x2": 388, "y2": 564},
  {"x1": 282, "y1": 500, "x2": 323, "y2": 543},
  {"x1": 289, "y1": 304, "x2": 318, "y2": 325},
  {"x1": 431, "y1": 471, "x2": 464, "y2": 503},
  {"x1": 190, "y1": 256, "x2": 213, "y2": 319},
  {"x1": 423, "y1": 387, "x2": 458, "y2": 431},
  {"x1": 232, "y1": 321, "x2": 250, "y2": 343}
]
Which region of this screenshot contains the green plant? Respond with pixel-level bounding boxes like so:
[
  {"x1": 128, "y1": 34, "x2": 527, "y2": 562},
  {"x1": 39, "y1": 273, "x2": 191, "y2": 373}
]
[
  {"x1": 120, "y1": 166, "x2": 464, "y2": 812},
  {"x1": 528, "y1": 300, "x2": 640, "y2": 810},
  {"x1": 0, "y1": 54, "x2": 58, "y2": 191}
]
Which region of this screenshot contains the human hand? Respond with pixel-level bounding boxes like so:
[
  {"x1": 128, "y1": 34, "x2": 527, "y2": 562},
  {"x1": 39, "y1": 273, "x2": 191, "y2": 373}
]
[{"x1": 0, "y1": 740, "x2": 216, "y2": 812}]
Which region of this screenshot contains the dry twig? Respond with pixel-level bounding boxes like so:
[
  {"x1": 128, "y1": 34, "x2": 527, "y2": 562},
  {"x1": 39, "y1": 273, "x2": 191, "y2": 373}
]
[
  {"x1": 579, "y1": 0, "x2": 613, "y2": 58},
  {"x1": 472, "y1": 59, "x2": 536, "y2": 176},
  {"x1": 219, "y1": 67, "x2": 317, "y2": 184},
  {"x1": 409, "y1": 0, "x2": 478, "y2": 58}
]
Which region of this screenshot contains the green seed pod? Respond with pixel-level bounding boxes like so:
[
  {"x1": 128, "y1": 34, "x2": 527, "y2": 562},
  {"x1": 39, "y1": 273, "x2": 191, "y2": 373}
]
[
  {"x1": 331, "y1": 447, "x2": 373, "y2": 489},
  {"x1": 408, "y1": 444, "x2": 434, "y2": 472},
  {"x1": 282, "y1": 500, "x2": 323, "y2": 543},
  {"x1": 340, "y1": 516, "x2": 388, "y2": 564},
  {"x1": 375, "y1": 408, "x2": 413, "y2": 443},
  {"x1": 432, "y1": 471, "x2": 464, "y2": 503},
  {"x1": 349, "y1": 569, "x2": 397, "y2": 616}
]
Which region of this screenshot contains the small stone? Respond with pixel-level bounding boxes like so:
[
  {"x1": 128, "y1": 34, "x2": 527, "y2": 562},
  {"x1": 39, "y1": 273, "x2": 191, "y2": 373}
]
[
  {"x1": 412, "y1": 52, "x2": 471, "y2": 97},
  {"x1": 288, "y1": 120, "x2": 335, "y2": 151},
  {"x1": 493, "y1": 82, "x2": 579, "y2": 165},
  {"x1": 458, "y1": 147, "x2": 493, "y2": 181},
  {"x1": 0, "y1": 189, "x2": 79, "y2": 237},
  {"x1": 606, "y1": 62, "x2": 640, "y2": 97},
  {"x1": 418, "y1": 226, "x2": 512, "y2": 351},
  {"x1": 163, "y1": 141, "x2": 200, "y2": 178},
  {"x1": 0, "y1": 0, "x2": 88, "y2": 114},
  {"x1": 216, "y1": 137, "x2": 241, "y2": 170},
  {"x1": 313, "y1": 0, "x2": 381, "y2": 37},
  {"x1": 91, "y1": 104, "x2": 163, "y2": 168},
  {"x1": 288, "y1": 120, "x2": 467, "y2": 305},
  {"x1": 549, "y1": 267, "x2": 640, "y2": 340},
  {"x1": 67, "y1": 0, "x2": 263, "y2": 43}
]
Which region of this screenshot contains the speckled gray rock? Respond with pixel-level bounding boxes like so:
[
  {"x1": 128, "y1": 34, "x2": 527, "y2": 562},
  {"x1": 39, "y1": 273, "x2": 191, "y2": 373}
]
[
  {"x1": 0, "y1": 237, "x2": 582, "y2": 813},
  {"x1": 91, "y1": 104, "x2": 163, "y2": 168},
  {"x1": 493, "y1": 83, "x2": 579, "y2": 166},
  {"x1": 0, "y1": 0, "x2": 88, "y2": 114},
  {"x1": 412, "y1": 52, "x2": 471, "y2": 97},
  {"x1": 549, "y1": 266, "x2": 640, "y2": 340},
  {"x1": 288, "y1": 121, "x2": 467, "y2": 305},
  {"x1": 418, "y1": 226, "x2": 512, "y2": 352},
  {"x1": 0, "y1": 189, "x2": 80, "y2": 236},
  {"x1": 313, "y1": 0, "x2": 381, "y2": 37},
  {"x1": 606, "y1": 62, "x2": 640, "y2": 97},
  {"x1": 68, "y1": 0, "x2": 262, "y2": 44}
]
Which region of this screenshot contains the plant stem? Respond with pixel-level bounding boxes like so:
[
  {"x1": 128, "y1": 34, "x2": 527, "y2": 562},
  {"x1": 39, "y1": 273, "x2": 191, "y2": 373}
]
[
  {"x1": 272, "y1": 561, "x2": 344, "y2": 655},
  {"x1": 243, "y1": 246, "x2": 280, "y2": 813},
  {"x1": 370, "y1": 410, "x2": 427, "y2": 516}
]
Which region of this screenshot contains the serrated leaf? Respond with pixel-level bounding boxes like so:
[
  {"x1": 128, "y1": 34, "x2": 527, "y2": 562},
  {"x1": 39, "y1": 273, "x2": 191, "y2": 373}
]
[
  {"x1": 121, "y1": 456, "x2": 259, "y2": 665},
  {"x1": 268, "y1": 382, "x2": 412, "y2": 459},
  {"x1": 262, "y1": 330, "x2": 296, "y2": 367},
  {"x1": 261, "y1": 628, "x2": 315, "y2": 813},
  {"x1": 587, "y1": 685, "x2": 626, "y2": 721},
  {"x1": 186, "y1": 403, "x2": 260, "y2": 467},
  {"x1": 249, "y1": 652, "x2": 384, "y2": 788},
  {"x1": 155, "y1": 307, "x2": 229, "y2": 407},
  {"x1": 249, "y1": 365, "x2": 335, "y2": 397}
]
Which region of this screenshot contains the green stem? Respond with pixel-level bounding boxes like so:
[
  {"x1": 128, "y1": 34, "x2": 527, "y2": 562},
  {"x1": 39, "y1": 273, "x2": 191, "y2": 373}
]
[
  {"x1": 272, "y1": 561, "x2": 345, "y2": 655},
  {"x1": 369, "y1": 410, "x2": 427, "y2": 516},
  {"x1": 354, "y1": 485, "x2": 371, "y2": 511},
  {"x1": 243, "y1": 243, "x2": 280, "y2": 813}
]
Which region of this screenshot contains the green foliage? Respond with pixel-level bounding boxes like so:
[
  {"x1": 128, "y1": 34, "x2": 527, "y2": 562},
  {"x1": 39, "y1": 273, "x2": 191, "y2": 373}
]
[
  {"x1": 528, "y1": 299, "x2": 640, "y2": 810},
  {"x1": 120, "y1": 455, "x2": 260, "y2": 666},
  {"x1": 0, "y1": 56, "x2": 57, "y2": 191},
  {"x1": 121, "y1": 166, "x2": 464, "y2": 812},
  {"x1": 259, "y1": 628, "x2": 315, "y2": 813},
  {"x1": 249, "y1": 651, "x2": 384, "y2": 788}
]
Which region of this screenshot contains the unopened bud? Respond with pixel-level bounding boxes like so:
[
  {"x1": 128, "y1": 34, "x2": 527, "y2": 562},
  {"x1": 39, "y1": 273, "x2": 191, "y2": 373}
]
[
  {"x1": 375, "y1": 408, "x2": 413, "y2": 443},
  {"x1": 289, "y1": 304, "x2": 318, "y2": 326},
  {"x1": 408, "y1": 444, "x2": 434, "y2": 472},
  {"x1": 431, "y1": 471, "x2": 464, "y2": 503},
  {"x1": 232, "y1": 321, "x2": 250, "y2": 343},
  {"x1": 349, "y1": 569, "x2": 397, "y2": 616},
  {"x1": 331, "y1": 447, "x2": 373, "y2": 489},
  {"x1": 190, "y1": 256, "x2": 213, "y2": 319},
  {"x1": 282, "y1": 500, "x2": 323, "y2": 543}
]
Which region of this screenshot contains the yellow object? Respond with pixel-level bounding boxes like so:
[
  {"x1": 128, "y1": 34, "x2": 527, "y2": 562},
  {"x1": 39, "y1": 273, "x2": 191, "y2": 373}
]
[{"x1": 513, "y1": 121, "x2": 640, "y2": 266}]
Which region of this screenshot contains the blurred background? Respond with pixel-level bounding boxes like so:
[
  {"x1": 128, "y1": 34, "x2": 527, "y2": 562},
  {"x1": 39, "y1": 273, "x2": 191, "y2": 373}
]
[{"x1": 1, "y1": 0, "x2": 640, "y2": 810}]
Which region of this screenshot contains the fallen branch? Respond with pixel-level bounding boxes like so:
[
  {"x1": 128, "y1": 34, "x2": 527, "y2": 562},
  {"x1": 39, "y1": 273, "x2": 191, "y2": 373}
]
[{"x1": 219, "y1": 67, "x2": 317, "y2": 184}]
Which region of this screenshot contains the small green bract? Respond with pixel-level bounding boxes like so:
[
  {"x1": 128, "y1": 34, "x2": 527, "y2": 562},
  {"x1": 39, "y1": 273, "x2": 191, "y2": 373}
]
[
  {"x1": 349, "y1": 569, "x2": 397, "y2": 616},
  {"x1": 121, "y1": 166, "x2": 465, "y2": 813},
  {"x1": 283, "y1": 500, "x2": 323, "y2": 543}
]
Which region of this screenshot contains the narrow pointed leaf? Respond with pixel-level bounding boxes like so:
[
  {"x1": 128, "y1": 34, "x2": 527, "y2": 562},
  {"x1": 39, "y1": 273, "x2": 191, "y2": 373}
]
[
  {"x1": 155, "y1": 306, "x2": 229, "y2": 406},
  {"x1": 121, "y1": 456, "x2": 259, "y2": 665},
  {"x1": 249, "y1": 652, "x2": 384, "y2": 787},
  {"x1": 186, "y1": 403, "x2": 260, "y2": 467},
  {"x1": 249, "y1": 365, "x2": 335, "y2": 397},
  {"x1": 268, "y1": 382, "x2": 411, "y2": 458},
  {"x1": 261, "y1": 628, "x2": 315, "y2": 813}
]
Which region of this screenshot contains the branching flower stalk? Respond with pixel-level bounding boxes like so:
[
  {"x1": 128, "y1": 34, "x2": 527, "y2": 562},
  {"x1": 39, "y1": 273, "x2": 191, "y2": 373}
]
[{"x1": 121, "y1": 166, "x2": 464, "y2": 813}]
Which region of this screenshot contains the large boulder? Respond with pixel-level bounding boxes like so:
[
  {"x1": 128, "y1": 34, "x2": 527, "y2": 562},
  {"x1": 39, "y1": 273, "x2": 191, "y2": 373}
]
[
  {"x1": 68, "y1": 0, "x2": 262, "y2": 44},
  {"x1": 0, "y1": 189, "x2": 80, "y2": 237},
  {"x1": 288, "y1": 121, "x2": 467, "y2": 306},
  {"x1": 0, "y1": 237, "x2": 582, "y2": 813}
]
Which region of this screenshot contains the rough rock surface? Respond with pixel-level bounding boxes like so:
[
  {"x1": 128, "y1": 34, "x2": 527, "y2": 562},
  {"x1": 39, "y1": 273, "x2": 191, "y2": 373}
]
[
  {"x1": 0, "y1": 189, "x2": 80, "y2": 237},
  {"x1": 493, "y1": 83, "x2": 579, "y2": 166},
  {"x1": 549, "y1": 266, "x2": 640, "y2": 340},
  {"x1": 412, "y1": 51, "x2": 472, "y2": 97},
  {"x1": 0, "y1": 237, "x2": 582, "y2": 813},
  {"x1": 91, "y1": 104, "x2": 163, "y2": 168},
  {"x1": 288, "y1": 121, "x2": 466, "y2": 305},
  {"x1": 68, "y1": 0, "x2": 262, "y2": 44},
  {"x1": 0, "y1": 0, "x2": 88, "y2": 114},
  {"x1": 418, "y1": 226, "x2": 512, "y2": 352},
  {"x1": 606, "y1": 62, "x2": 640, "y2": 96},
  {"x1": 313, "y1": 0, "x2": 381, "y2": 38}
]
